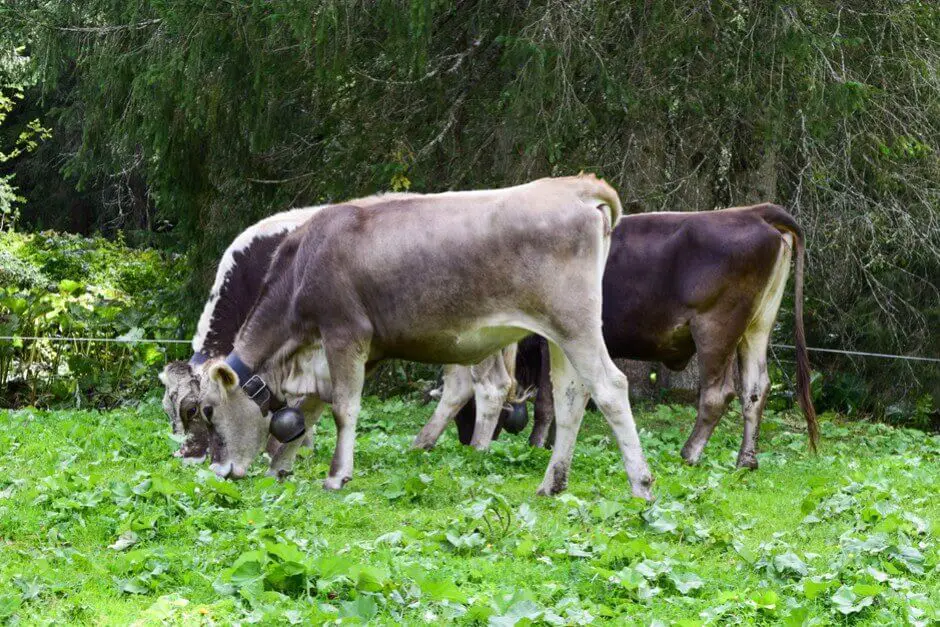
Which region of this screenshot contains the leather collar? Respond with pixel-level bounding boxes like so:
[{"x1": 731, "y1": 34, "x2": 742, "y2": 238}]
[{"x1": 225, "y1": 353, "x2": 285, "y2": 415}]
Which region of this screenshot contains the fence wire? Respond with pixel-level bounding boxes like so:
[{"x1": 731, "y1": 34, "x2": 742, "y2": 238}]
[{"x1": 0, "y1": 335, "x2": 937, "y2": 363}]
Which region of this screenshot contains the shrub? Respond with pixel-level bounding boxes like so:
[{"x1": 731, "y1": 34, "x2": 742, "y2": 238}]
[{"x1": 0, "y1": 230, "x2": 187, "y2": 407}]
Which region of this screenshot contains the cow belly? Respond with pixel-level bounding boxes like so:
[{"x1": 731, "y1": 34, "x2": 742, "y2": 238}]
[
  {"x1": 604, "y1": 321, "x2": 695, "y2": 367},
  {"x1": 379, "y1": 325, "x2": 531, "y2": 366}
]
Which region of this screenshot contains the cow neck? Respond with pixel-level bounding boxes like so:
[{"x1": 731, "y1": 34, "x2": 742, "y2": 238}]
[{"x1": 223, "y1": 353, "x2": 285, "y2": 414}]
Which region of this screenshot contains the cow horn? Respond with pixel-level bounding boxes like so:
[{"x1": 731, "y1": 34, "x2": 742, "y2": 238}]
[{"x1": 269, "y1": 408, "x2": 306, "y2": 443}]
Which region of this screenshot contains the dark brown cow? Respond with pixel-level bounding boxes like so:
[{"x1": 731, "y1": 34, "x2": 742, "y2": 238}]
[{"x1": 453, "y1": 203, "x2": 819, "y2": 468}]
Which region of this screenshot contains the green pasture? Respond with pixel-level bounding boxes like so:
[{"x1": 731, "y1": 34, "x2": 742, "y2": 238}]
[{"x1": 0, "y1": 399, "x2": 937, "y2": 625}]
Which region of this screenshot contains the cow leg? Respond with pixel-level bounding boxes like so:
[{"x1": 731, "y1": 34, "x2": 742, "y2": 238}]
[
  {"x1": 412, "y1": 365, "x2": 474, "y2": 449},
  {"x1": 536, "y1": 342, "x2": 590, "y2": 496},
  {"x1": 556, "y1": 335, "x2": 654, "y2": 500},
  {"x1": 267, "y1": 397, "x2": 327, "y2": 478},
  {"x1": 679, "y1": 352, "x2": 737, "y2": 465},
  {"x1": 736, "y1": 330, "x2": 771, "y2": 469},
  {"x1": 323, "y1": 341, "x2": 369, "y2": 491},
  {"x1": 529, "y1": 337, "x2": 556, "y2": 448},
  {"x1": 468, "y1": 354, "x2": 513, "y2": 450}
]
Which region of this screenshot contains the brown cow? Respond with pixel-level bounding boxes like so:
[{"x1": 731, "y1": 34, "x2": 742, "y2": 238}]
[
  {"x1": 449, "y1": 204, "x2": 819, "y2": 468},
  {"x1": 197, "y1": 176, "x2": 656, "y2": 499}
]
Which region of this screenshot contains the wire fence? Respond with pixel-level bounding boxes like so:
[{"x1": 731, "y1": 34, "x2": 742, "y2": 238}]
[{"x1": 1, "y1": 335, "x2": 938, "y2": 363}]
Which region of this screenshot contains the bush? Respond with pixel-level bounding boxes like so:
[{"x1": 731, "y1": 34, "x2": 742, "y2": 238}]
[{"x1": 0, "y1": 230, "x2": 187, "y2": 407}]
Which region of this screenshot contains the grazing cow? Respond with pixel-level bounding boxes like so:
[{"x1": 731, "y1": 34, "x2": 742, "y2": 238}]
[
  {"x1": 160, "y1": 206, "x2": 324, "y2": 464},
  {"x1": 449, "y1": 204, "x2": 819, "y2": 468},
  {"x1": 197, "y1": 175, "x2": 656, "y2": 499},
  {"x1": 160, "y1": 201, "x2": 521, "y2": 472}
]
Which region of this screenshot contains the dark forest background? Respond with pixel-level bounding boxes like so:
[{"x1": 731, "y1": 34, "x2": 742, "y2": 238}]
[{"x1": 1, "y1": 1, "x2": 937, "y2": 420}]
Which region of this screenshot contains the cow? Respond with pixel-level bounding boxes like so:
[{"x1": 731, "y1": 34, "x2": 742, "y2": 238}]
[
  {"x1": 196, "y1": 175, "x2": 656, "y2": 500},
  {"x1": 160, "y1": 206, "x2": 324, "y2": 465},
  {"x1": 447, "y1": 203, "x2": 819, "y2": 469},
  {"x1": 159, "y1": 200, "x2": 522, "y2": 472}
]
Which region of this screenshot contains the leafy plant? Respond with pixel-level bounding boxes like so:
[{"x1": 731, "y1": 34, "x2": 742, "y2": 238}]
[{"x1": 0, "y1": 230, "x2": 186, "y2": 407}]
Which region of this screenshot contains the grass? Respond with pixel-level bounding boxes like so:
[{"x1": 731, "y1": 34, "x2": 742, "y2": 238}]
[{"x1": 0, "y1": 397, "x2": 938, "y2": 625}]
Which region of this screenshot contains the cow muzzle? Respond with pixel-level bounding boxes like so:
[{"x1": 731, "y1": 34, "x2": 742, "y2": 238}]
[{"x1": 269, "y1": 407, "x2": 306, "y2": 443}]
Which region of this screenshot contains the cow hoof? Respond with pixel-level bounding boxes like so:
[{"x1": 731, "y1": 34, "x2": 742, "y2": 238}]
[
  {"x1": 266, "y1": 468, "x2": 293, "y2": 481},
  {"x1": 535, "y1": 482, "x2": 565, "y2": 497},
  {"x1": 736, "y1": 456, "x2": 759, "y2": 470},
  {"x1": 411, "y1": 436, "x2": 436, "y2": 451},
  {"x1": 632, "y1": 475, "x2": 655, "y2": 502},
  {"x1": 679, "y1": 446, "x2": 702, "y2": 466},
  {"x1": 323, "y1": 475, "x2": 350, "y2": 491}
]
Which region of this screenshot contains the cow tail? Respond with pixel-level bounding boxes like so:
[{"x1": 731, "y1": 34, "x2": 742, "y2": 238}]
[
  {"x1": 792, "y1": 229, "x2": 820, "y2": 453},
  {"x1": 577, "y1": 173, "x2": 623, "y2": 232},
  {"x1": 760, "y1": 204, "x2": 819, "y2": 453}
]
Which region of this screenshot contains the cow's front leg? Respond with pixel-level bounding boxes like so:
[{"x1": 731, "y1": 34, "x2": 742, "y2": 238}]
[
  {"x1": 679, "y1": 351, "x2": 736, "y2": 466},
  {"x1": 267, "y1": 398, "x2": 326, "y2": 478},
  {"x1": 468, "y1": 354, "x2": 512, "y2": 451},
  {"x1": 413, "y1": 365, "x2": 473, "y2": 449},
  {"x1": 323, "y1": 340, "x2": 368, "y2": 491}
]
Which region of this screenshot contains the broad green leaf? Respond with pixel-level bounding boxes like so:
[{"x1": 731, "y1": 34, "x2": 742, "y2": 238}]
[
  {"x1": 773, "y1": 551, "x2": 808, "y2": 577},
  {"x1": 749, "y1": 589, "x2": 779, "y2": 612},
  {"x1": 802, "y1": 578, "x2": 838, "y2": 600},
  {"x1": 489, "y1": 600, "x2": 542, "y2": 627},
  {"x1": 351, "y1": 564, "x2": 390, "y2": 592},
  {"x1": 415, "y1": 574, "x2": 467, "y2": 603},
  {"x1": 340, "y1": 595, "x2": 378, "y2": 622},
  {"x1": 669, "y1": 571, "x2": 705, "y2": 595}
]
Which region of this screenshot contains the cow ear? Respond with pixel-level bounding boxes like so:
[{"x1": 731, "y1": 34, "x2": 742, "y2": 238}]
[
  {"x1": 159, "y1": 367, "x2": 170, "y2": 386},
  {"x1": 209, "y1": 362, "x2": 239, "y2": 391}
]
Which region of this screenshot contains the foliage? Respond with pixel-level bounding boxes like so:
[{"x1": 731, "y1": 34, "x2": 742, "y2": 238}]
[
  {"x1": 0, "y1": 88, "x2": 49, "y2": 230},
  {"x1": 0, "y1": 1, "x2": 938, "y2": 412},
  {"x1": 0, "y1": 399, "x2": 937, "y2": 624},
  {"x1": 0, "y1": 44, "x2": 48, "y2": 230},
  {"x1": 0, "y1": 230, "x2": 187, "y2": 407}
]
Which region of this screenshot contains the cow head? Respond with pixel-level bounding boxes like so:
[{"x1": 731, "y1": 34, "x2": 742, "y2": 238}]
[
  {"x1": 159, "y1": 361, "x2": 211, "y2": 463},
  {"x1": 198, "y1": 360, "x2": 272, "y2": 479}
]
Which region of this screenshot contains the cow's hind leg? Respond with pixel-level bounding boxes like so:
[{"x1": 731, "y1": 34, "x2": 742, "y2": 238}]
[
  {"x1": 536, "y1": 342, "x2": 589, "y2": 496},
  {"x1": 413, "y1": 365, "x2": 474, "y2": 449},
  {"x1": 267, "y1": 397, "x2": 327, "y2": 478},
  {"x1": 468, "y1": 354, "x2": 513, "y2": 450},
  {"x1": 538, "y1": 336, "x2": 654, "y2": 500},
  {"x1": 322, "y1": 338, "x2": 369, "y2": 491},
  {"x1": 736, "y1": 329, "x2": 771, "y2": 469},
  {"x1": 736, "y1": 236, "x2": 792, "y2": 468}
]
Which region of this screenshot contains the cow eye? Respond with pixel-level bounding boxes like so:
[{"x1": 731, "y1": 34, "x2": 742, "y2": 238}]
[
  {"x1": 202, "y1": 406, "x2": 214, "y2": 422},
  {"x1": 186, "y1": 407, "x2": 197, "y2": 419}
]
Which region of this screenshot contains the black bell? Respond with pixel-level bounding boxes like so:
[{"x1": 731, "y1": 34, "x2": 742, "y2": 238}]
[
  {"x1": 269, "y1": 407, "x2": 306, "y2": 443},
  {"x1": 502, "y1": 402, "x2": 529, "y2": 434}
]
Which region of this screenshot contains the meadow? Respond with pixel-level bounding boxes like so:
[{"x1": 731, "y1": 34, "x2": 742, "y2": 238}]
[{"x1": 0, "y1": 398, "x2": 937, "y2": 625}]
